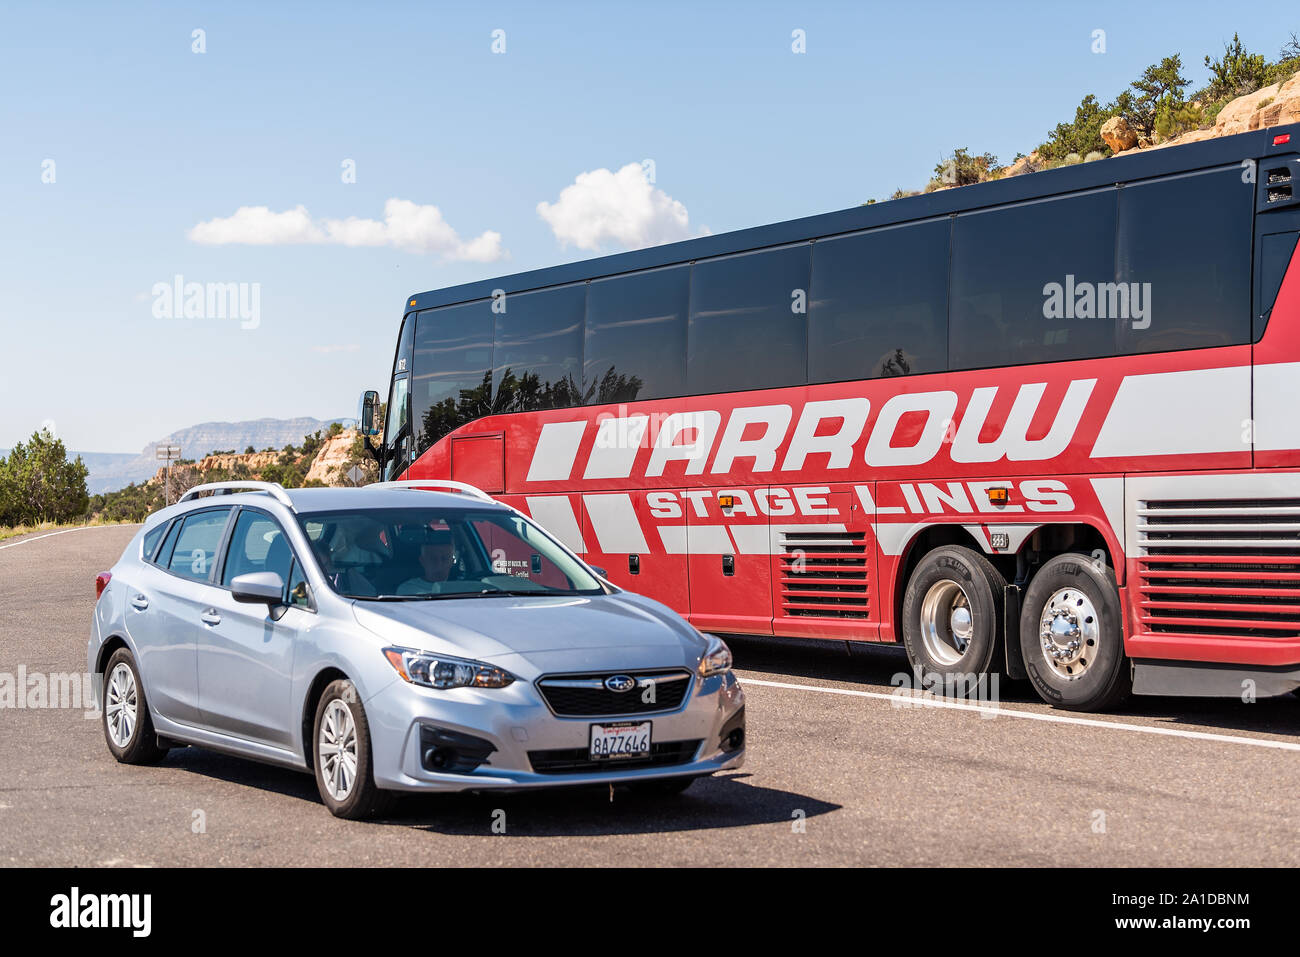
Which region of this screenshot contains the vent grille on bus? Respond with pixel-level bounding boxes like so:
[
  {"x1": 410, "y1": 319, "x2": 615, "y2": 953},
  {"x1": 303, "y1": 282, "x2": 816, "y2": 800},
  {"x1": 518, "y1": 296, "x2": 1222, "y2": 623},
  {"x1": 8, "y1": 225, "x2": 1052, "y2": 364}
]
[
  {"x1": 1257, "y1": 156, "x2": 1300, "y2": 211},
  {"x1": 1136, "y1": 498, "x2": 1300, "y2": 640},
  {"x1": 779, "y1": 530, "x2": 870, "y2": 619}
]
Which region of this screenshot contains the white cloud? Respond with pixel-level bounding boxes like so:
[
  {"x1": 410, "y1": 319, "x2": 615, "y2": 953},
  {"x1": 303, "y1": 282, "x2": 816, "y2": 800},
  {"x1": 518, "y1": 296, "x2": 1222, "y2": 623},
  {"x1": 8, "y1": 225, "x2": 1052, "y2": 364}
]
[
  {"x1": 536, "y1": 163, "x2": 703, "y2": 252},
  {"x1": 188, "y1": 199, "x2": 505, "y2": 262}
]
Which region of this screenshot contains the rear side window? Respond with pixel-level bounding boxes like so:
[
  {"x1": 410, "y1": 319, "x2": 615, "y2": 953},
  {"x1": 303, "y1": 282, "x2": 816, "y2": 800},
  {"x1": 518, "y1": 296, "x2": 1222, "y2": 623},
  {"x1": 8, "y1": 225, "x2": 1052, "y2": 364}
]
[
  {"x1": 809, "y1": 219, "x2": 949, "y2": 382},
  {"x1": 1257, "y1": 230, "x2": 1300, "y2": 339},
  {"x1": 167, "y1": 509, "x2": 231, "y2": 583},
  {"x1": 688, "y1": 243, "x2": 811, "y2": 394},
  {"x1": 1116, "y1": 166, "x2": 1254, "y2": 354},
  {"x1": 141, "y1": 523, "x2": 168, "y2": 563},
  {"x1": 950, "y1": 189, "x2": 1118, "y2": 370},
  {"x1": 155, "y1": 520, "x2": 182, "y2": 567}
]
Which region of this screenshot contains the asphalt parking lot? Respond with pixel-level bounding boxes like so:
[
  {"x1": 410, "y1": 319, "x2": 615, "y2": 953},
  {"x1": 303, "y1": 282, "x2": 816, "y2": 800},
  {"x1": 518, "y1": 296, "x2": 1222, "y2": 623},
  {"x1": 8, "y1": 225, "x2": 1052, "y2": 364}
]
[{"x1": 2, "y1": 524, "x2": 1298, "y2": 866}]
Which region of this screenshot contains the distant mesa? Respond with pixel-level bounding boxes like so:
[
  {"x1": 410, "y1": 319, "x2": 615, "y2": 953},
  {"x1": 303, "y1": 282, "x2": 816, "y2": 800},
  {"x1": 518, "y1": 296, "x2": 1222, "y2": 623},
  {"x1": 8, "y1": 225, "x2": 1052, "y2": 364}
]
[{"x1": 73, "y1": 416, "x2": 352, "y2": 493}]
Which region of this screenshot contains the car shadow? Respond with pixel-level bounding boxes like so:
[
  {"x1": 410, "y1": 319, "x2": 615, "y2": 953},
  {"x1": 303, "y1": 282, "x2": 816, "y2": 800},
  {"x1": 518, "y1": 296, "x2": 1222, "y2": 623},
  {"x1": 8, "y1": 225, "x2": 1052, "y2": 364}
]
[
  {"x1": 383, "y1": 773, "x2": 840, "y2": 836},
  {"x1": 726, "y1": 634, "x2": 1300, "y2": 737},
  {"x1": 161, "y1": 749, "x2": 840, "y2": 833}
]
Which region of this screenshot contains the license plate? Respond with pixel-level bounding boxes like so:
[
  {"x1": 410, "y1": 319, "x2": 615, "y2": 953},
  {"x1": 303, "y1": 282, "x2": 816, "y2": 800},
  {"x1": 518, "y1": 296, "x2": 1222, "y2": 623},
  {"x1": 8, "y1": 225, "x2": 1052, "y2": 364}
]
[{"x1": 588, "y1": 721, "x2": 652, "y2": 760}]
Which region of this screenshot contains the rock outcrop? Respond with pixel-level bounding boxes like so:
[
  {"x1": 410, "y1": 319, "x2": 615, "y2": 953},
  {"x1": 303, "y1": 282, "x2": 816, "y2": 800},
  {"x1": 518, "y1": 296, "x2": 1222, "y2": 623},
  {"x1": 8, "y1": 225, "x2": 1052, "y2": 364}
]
[
  {"x1": 1117, "y1": 71, "x2": 1300, "y2": 156},
  {"x1": 1100, "y1": 116, "x2": 1138, "y2": 153},
  {"x1": 304, "y1": 430, "x2": 361, "y2": 485}
]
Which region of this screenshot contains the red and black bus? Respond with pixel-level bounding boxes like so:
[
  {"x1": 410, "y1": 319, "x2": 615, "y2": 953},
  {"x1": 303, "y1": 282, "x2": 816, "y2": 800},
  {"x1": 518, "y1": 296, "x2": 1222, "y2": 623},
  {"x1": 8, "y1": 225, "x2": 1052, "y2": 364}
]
[{"x1": 362, "y1": 122, "x2": 1300, "y2": 711}]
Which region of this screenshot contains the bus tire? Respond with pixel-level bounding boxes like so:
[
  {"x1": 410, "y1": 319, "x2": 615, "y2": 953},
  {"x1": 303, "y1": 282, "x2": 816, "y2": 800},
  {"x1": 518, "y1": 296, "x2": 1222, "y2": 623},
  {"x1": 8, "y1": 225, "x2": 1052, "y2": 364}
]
[
  {"x1": 1019, "y1": 553, "x2": 1131, "y2": 712},
  {"x1": 901, "y1": 545, "x2": 1006, "y2": 697}
]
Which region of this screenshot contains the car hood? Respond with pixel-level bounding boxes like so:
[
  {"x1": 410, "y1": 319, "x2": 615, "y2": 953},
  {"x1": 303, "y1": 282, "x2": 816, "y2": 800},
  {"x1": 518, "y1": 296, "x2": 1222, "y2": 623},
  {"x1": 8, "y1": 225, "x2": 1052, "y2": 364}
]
[{"x1": 350, "y1": 592, "x2": 709, "y2": 675}]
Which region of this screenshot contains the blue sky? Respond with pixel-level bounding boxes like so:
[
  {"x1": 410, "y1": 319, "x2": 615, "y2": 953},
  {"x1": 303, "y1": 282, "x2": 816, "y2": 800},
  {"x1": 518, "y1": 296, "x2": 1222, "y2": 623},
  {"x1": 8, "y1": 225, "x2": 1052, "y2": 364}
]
[{"x1": 2, "y1": 0, "x2": 1294, "y2": 453}]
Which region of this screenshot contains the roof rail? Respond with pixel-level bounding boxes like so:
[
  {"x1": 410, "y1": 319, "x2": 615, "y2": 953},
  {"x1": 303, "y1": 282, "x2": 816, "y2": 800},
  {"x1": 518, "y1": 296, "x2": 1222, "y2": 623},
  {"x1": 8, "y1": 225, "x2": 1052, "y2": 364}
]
[
  {"x1": 368, "y1": 479, "x2": 496, "y2": 503},
  {"x1": 178, "y1": 481, "x2": 295, "y2": 509}
]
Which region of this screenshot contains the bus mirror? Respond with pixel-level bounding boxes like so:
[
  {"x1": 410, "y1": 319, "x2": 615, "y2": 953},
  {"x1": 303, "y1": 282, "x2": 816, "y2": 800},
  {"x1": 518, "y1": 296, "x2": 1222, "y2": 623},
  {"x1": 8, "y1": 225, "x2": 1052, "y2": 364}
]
[{"x1": 358, "y1": 390, "x2": 382, "y2": 437}]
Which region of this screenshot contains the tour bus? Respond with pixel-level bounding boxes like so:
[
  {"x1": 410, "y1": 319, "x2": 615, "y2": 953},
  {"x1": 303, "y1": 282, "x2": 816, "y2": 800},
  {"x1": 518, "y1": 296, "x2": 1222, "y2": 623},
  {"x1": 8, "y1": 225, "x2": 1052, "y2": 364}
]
[{"x1": 360, "y1": 122, "x2": 1300, "y2": 711}]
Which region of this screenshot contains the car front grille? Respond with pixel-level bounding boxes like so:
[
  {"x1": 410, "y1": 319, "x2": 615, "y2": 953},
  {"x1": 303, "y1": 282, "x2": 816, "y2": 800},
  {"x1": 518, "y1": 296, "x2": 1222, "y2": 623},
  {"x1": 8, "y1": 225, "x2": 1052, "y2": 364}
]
[
  {"x1": 536, "y1": 669, "x2": 693, "y2": 716},
  {"x1": 528, "y1": 739, "x2": 702, "y2": 775}
]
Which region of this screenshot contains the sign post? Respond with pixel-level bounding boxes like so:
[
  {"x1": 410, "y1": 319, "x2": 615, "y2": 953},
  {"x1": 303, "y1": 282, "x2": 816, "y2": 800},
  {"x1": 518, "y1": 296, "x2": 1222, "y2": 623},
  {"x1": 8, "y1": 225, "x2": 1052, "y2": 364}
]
[{"x1": 156, "y1": 445, "x2": 182, "y2": 505}]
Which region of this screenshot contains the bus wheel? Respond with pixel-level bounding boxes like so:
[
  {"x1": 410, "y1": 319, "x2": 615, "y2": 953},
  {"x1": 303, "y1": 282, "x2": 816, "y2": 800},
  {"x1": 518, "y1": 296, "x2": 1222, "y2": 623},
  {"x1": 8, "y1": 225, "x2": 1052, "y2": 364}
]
[
  {"x1": 1019, "y1": 553, "x2": 1131, "y2": 712},
  {"x1": 901, "y1": 545, "x2": 1006, "y2": 696}
]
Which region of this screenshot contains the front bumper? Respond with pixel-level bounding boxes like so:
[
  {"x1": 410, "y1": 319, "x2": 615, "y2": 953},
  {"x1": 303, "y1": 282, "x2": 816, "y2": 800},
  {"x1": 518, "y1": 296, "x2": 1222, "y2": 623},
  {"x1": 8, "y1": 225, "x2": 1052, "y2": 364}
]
[{"x1": 365, "y1": 668, "x2": 745, "y2": 792}]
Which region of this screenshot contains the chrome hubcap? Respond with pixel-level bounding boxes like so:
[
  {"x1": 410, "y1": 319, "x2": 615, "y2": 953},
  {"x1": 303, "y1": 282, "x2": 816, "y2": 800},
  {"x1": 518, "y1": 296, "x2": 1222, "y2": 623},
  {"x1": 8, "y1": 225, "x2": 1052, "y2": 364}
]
[
  {"x1": 105, "y1": 662, "x2": 137, "y2": 748},
  {"x1": 919, "y1": 579, "x2": 975, "y2": 667},
  {"x1": 1039, "y1": 588, "x2": 1100, "y2": 679},
  {"x1": 318, "y1": 700, "x2": 358, "y2": 801}
]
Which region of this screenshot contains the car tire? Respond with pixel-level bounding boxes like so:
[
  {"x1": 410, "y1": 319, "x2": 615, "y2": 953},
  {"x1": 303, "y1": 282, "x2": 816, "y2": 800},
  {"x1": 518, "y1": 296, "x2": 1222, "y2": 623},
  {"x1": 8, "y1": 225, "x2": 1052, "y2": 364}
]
[
  {"x1": 901, "y1": 545, "x2": 1007, "y2": 697},
  {"x1": 312, "y1": 679, "x2": 394, "y2": 820},
  {"x1": 102, "y1": 647, "x2": 169, "y2": 765},
  {"x1": 1019, "y1": 552, "x2": 1131, "y2": 712}
]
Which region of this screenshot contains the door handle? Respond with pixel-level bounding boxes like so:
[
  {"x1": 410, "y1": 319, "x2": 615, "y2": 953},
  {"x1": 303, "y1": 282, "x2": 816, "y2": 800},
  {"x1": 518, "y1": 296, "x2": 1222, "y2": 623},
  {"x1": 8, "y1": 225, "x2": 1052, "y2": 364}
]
[
  {"x1": 200, "y1": 609, "x2": 221, "y2": 626},
  {"x1": 131, "y1": 595, "x2": 149, "y2": 611}
]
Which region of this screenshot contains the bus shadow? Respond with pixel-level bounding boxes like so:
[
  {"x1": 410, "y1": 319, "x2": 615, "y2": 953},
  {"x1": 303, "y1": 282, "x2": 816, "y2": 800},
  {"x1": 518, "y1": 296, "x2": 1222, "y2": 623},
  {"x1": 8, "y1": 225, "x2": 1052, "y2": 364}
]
[
  {"x1": 385, "y1": 773, "x2": 839, "y2": 836},
  {"x1": 725, "y1": 634, "x2": 1300, "y2": 738}
]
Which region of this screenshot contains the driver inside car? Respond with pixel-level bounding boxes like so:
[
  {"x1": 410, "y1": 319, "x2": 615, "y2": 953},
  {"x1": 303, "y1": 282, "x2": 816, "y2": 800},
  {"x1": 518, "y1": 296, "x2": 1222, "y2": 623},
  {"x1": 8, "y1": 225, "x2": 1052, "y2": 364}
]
[{"x1": 396, "y1": 528, "x2": 456, "y2": 595}]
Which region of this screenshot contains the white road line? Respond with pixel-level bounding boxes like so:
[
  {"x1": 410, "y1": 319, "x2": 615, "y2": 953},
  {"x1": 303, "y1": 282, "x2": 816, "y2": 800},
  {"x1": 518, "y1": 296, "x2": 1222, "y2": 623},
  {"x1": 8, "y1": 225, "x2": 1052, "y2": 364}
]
[
  {"x1": 740, "y1": 676, "x2": 1300, "y2": 753},
  {"x1": 0, "y1": 524, "x2": 139, "y2": 552}
]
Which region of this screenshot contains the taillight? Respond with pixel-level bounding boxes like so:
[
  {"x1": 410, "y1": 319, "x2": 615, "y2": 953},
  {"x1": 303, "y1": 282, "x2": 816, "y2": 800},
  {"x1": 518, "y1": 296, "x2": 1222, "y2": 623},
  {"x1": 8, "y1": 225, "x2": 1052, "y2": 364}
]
[{"x1": 95, "y1": 572, "x2": 112, "y2": 600}]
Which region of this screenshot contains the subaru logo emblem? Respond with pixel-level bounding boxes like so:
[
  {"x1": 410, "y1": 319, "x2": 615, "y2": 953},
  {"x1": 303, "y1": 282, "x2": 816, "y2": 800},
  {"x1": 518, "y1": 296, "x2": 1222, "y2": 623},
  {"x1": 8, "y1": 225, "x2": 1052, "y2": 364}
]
[{"x1": 604, "y1": 674, "x2": 636, "y2": 693}]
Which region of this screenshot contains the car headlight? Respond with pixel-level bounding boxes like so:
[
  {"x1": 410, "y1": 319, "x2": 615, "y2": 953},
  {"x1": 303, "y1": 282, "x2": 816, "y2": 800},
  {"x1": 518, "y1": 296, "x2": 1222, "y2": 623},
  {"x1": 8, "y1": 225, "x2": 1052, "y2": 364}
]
[
  {"x1": 383, "y1": 647, "x2": 516, "y2": 689},
  {"x1": 698, "y1": 637, "x2": 733, "y2": 677}
]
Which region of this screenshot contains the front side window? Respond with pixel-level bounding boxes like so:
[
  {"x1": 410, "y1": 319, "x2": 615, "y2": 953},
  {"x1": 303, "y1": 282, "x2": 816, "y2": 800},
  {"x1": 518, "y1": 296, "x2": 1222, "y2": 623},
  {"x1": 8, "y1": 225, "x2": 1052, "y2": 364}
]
[
  {"x1": 384, "y1": 375, "x2": 411, "y2": 479},
  {"x1": 167, "y1": 509, "x2": 232, "y2": 583},
  {"x1": 296, "y1": 506, "x2": 602, "y2": 600},
  {"x1": 221, "y1": 510, "x2": 295, "y2": 594}
]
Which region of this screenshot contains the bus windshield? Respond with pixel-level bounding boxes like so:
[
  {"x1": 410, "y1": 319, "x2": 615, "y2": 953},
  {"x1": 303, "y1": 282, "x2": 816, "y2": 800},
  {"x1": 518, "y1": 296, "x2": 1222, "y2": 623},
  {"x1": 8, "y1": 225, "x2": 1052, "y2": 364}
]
[{"x1": 295, "y1": 507, "x2": 604, "y2": 600}]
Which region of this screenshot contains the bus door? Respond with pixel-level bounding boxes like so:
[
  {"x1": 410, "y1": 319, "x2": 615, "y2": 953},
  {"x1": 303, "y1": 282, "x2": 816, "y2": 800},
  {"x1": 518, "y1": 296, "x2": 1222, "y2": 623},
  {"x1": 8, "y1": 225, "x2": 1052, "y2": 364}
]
[
  {"x1": 687, "y1": 487, "x2": 772, "y2": 636},
  {"x1": 769, "y1": 483, "x2": 878, "y2": 642},
  {"x1": 580, "y1": 490, "x2": 689, "y2": 616}
]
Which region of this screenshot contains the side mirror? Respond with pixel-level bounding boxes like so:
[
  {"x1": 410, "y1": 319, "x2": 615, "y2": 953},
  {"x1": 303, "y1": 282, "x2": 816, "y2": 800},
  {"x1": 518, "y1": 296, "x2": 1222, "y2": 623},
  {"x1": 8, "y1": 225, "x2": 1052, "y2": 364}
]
[
  {"x1": 358, "y1": 390, "x2": 382, "y2": 437},
  {"x1": 231, "y1": 572, "x2": 285, "y2": 606},
  {"x1": 588, "y1": 565, "x2": 608, "y2": 578}
]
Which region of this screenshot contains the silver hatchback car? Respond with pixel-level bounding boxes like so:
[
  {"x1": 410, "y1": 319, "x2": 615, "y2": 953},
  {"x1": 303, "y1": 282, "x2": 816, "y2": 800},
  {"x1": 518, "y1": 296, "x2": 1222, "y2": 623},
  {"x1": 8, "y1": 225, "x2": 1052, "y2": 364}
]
[{"x1": 90, "y1": 480, "x2": 745, "y2": 818}]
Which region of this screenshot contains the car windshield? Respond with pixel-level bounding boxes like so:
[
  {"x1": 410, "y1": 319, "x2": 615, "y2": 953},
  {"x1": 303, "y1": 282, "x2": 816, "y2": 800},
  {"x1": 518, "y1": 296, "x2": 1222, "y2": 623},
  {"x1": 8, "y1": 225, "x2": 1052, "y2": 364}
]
[{"x1": 295, "y1": 506, "x2": 604, "y2": 600}]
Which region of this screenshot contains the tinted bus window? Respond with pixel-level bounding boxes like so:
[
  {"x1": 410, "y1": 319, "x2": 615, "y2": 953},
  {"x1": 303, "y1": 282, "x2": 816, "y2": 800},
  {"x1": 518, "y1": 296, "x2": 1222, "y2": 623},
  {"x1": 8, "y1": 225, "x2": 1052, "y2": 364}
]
[
  {"x1": 688, "y1": 243, "x2": 811, "y2": 394},
  {"x1": 584, "y1": 265, "x2": 689, "y2": 405},
  {"x1": 950, "y1": 189, "x2": 1117, "y2": 370},
  {"x1": 1116, "y1": 166, "x2": 1253, "y2": 354},
  {"x1": 413, "y1": 301, "x2": 493, "y2": 451},
  {"x1": 492, "y1": 284, "x2": 586, "y2": 411},
  {"x1": 809, "y1": 219, "x2": 949, "y2": 382}
]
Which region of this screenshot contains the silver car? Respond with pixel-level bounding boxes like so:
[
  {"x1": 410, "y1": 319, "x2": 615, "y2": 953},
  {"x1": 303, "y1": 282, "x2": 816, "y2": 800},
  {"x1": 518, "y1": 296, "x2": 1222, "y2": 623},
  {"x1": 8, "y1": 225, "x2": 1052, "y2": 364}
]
[{"x1": 89, "y1": 480, "x2": 745, "y2": 818}]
